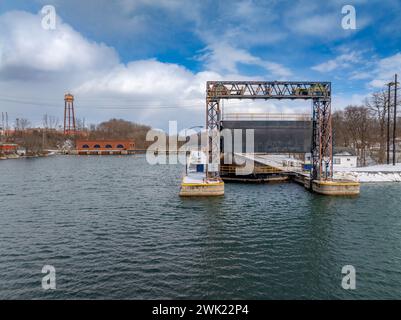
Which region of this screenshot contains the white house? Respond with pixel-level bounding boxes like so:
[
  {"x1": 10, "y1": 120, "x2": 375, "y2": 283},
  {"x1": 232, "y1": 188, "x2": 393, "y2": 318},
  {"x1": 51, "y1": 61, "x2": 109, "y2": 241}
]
[
  {"x1": 333, "y1": 148, "x2": 358, "y2": 169},
  {"x1": 304, "y1": 149, "x2": 358, "y2": 169}
]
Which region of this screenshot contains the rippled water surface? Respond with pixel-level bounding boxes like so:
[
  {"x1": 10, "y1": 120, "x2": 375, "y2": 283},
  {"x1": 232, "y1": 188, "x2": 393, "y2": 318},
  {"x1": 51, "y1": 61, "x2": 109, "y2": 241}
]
[{"x1": 1, "y1": 155, "x2": 401, "y2": 299}]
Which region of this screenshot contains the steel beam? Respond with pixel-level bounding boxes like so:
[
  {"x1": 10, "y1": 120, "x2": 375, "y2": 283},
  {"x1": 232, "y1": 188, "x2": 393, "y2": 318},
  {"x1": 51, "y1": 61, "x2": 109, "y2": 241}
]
[
  {"x1": 206, "y1": 98, "x2": 220, "y2": 177},
  {"x1": 205, "y1": 81, "x2": 332, "y2": 181},
  {"x1": 311, "y1": 98, "x2": 333, "y2": 181},
  {"x1": 207, "y1": 81, "x2": 330, "y2": 100}
]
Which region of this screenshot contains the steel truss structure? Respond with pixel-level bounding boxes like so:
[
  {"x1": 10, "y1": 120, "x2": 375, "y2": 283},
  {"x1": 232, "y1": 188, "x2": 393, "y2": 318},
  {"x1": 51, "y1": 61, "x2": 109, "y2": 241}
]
[{"x1": 206, "y1": 81, "x2": 333, "y2": 181}]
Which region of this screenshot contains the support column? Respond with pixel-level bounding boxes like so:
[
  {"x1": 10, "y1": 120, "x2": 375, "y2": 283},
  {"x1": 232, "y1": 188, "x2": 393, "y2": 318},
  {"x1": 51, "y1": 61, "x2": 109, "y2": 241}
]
[
  {"x1": 387, "y1": 83, "x2": 391, "y2": 164},
  {"x1": 311, "y1": 98, "x2": 333, "y2": 181},
  {"x1": 206, "y1": 98, "x2": 221, "y2": 178},
  {"x1": 393, "y1": 74, "x2": 398, "y2": 165}
]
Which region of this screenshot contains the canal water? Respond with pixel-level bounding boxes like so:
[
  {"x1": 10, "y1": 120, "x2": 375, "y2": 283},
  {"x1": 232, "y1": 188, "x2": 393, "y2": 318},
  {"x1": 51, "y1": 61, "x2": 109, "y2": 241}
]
[{"x1": 1, "y1": 155, "x2": 401, "y2": 299}]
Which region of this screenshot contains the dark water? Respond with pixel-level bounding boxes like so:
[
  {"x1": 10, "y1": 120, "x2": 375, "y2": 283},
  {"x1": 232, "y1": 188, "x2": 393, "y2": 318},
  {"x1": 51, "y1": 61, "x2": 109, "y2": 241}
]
[{"x1": 1, "y1": 155, "x2": 401, "y2": 299}]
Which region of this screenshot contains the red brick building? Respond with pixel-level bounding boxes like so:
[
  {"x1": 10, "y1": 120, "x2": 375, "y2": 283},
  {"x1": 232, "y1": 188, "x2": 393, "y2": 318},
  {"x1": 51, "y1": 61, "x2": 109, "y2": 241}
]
[
  {"x1": 76, "y1": 140, "x2": 135, "y2": 155},
  {"x1": 0, "y1": 143, "x2": 18, "y2": 155}
]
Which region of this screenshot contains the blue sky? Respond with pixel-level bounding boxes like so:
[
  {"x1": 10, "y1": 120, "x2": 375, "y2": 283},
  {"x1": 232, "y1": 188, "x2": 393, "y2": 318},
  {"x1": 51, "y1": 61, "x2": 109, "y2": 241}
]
[{"x1": 0, "y1": 0, "x2": 401, "y2": 129}]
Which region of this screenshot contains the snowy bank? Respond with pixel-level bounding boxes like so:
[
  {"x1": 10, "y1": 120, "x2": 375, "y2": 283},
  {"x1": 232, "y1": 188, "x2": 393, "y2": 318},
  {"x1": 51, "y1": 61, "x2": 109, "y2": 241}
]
[{"x1": 334, "y1": 164, "x2": 401, "y2": 182}]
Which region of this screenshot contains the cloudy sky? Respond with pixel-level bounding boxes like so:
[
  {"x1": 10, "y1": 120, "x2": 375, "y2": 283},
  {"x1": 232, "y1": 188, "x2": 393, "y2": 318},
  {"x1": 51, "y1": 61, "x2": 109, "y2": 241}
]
[{"x1": 0, "y1": 0, "x2": 401, "y2": 130}]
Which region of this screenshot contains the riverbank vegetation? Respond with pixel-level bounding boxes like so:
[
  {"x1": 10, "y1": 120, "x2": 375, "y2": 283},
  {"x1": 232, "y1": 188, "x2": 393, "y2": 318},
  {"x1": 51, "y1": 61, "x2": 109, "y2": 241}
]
[
  {"x1": 333, "y1": 90, "x2": 401, "y2": 166},
  {"x1": 2, "y1": 89, "x2": 401, "y2": 164},
  {"x1": 0, "y1": 118, "x2": 153, "y2": 156}
]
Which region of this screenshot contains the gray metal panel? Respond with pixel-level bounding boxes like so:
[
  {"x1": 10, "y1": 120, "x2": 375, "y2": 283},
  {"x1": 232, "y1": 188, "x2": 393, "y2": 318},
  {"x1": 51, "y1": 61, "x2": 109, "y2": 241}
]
[{"x1": 221, "y1": 120, "x2": 312, "y2": 153}]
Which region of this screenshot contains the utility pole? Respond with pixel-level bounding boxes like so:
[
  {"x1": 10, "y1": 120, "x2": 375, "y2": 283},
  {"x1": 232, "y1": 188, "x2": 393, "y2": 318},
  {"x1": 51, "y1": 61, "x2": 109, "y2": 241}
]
[
  {"x1": 5, "y1": 112, "x2": 8, "y2": 138},
  {"x1": 394, "y1": 74, "x2": 398, "y2": 165},
  {"x1": 387, "y1": 83, "x2": 391, "y2": 164},
  {"x1": 42, "y1": 129, "x2": 46, "y2": 151},
  {"x1": 1, "y1": 112, "x2": 4, "y2": 142}
]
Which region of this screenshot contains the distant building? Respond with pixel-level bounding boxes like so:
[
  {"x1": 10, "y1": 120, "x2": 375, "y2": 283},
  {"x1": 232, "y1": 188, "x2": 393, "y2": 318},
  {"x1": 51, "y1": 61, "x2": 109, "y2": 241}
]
[
  {"x1": 0, "y1": 143, "x2": 18, "y2": 155},
  {"x1": 303, "y1": 148, "x2": 358, "y2": 170},
  {"x1": 333, "y1": 147, "x2": 358, "y2": 168},
  {"x1": 75, "y1": 139, "x2": 135, "y2": 155},
  {"x1": 17, "y1": 147, "x2": 26, "y2": 156}
]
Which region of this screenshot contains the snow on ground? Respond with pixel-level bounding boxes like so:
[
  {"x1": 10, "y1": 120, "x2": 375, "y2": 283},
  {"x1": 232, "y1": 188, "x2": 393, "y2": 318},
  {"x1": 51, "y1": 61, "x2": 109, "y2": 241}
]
[
  {"x1": 239, "y1": 153, "x2": 401, "y2": 183},
  {"x1": 334, "y1": 163, "x2": 401, "y2": 172},
  {"x1": 236, "y1": 153, "x2": 303, "y2": 172},
  {"x1": 334, "y1": 163, "x2": 401, "y2": 182},
  {"x1": 334, "y1": 171, "x2": 401, "y2": 182}
]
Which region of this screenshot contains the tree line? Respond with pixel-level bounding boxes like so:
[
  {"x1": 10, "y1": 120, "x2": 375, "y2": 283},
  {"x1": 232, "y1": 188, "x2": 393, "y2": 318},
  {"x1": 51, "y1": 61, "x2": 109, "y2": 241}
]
[
  {"x1": 333, "y1": 90, "x2": 401, "y2": 166},
  {"x1": 3, "y1": 94, "x2": 401, "y2": 163},
  {"x1": 87, "y1": 118, "x2": 152, "y2": 149},
  {"x1": 1, "y1": 117, "x2": 152, "y2": 155}
]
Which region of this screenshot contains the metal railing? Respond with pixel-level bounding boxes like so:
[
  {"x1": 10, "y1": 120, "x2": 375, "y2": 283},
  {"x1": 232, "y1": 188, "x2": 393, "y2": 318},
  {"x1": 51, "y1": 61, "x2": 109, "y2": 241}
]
[
  {"x1": 222, "y1": 113, "x2": 311, "y2": 121},
  {"x1": 220, "y1": 164, "x2": 283, "y2": 174}
]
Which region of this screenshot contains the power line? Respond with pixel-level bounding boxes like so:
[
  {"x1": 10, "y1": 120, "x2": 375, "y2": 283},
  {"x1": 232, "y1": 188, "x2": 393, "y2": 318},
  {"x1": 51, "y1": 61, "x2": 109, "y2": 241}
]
[
  {"x1": 0, "y1": 96, "x2": 283, "y2": 110},
  {"x1": 0, "y1": 97, "x2": 204, "y2": 109},
  {"x1": 0, "y1": 94, "x2": 202, "y2": 103}
]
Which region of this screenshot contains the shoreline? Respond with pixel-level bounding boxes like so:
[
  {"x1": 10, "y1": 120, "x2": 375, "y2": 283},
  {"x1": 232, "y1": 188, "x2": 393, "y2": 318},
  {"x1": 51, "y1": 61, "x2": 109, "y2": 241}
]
[{"x1": 2, "y1": 154, "x2": 401, "y2": 184}]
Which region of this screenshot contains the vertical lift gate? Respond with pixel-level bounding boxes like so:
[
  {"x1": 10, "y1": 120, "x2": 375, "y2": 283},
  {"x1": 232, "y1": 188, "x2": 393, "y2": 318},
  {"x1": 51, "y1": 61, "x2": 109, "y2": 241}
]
[{"x1": 205, "y1": 81, "x2": 333, "y2": 182}]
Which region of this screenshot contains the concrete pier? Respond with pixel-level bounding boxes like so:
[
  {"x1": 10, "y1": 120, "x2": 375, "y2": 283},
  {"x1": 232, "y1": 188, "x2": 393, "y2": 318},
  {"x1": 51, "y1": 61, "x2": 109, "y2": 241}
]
[
  {"x1": 221, "y1": 154, "x2": 360, "y2": 196},
  {"x1": 179, "y1": 180, "x2": 224, "y2": 196},
  {"x1": 311, "y1": 180, "x2": 360, "y2": 196}
]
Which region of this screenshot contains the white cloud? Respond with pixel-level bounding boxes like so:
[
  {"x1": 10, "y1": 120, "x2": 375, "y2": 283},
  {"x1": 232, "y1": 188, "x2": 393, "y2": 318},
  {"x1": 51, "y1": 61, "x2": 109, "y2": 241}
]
[
  {"x1": 332, "y1": 93, "x2": 367, "y2": 110},
  {"x1": 311, "y1": 50, "x2": 401, "y2": 90},
  {"x1": 284, "y1": 1, "x2": 371, "y2": 40},
  {"x1": 292, "y1": 14, "x2": 339, "y2": 37},
  {"x1": 349, "y1": 71, "x2": 372, "y2": 80},
  {"x1": 263, "y1": 62, "x2": 293, "y2": 79},
  {"x1": 77, "y1": 60, "x2": 194, "y2": 96},
  {"x1": 0, "y1": 10, "x2": 225, "y2": 129},
  {"x1": 75, "y1": 60, "x2": 224, "y2": 119},
  {"x1": 197, "y1": 42, "x2": 292, "y2": 78},
  {"x1": 0, "y1": 11, "x2": 118, "y2": 75},
  {"x1": 1, "y1": 6, "x2": 382, "y2": 130},
  {"x1": 312, "y1": 51, "x2": 362, "y2": 73},
  {"x1": 368, "y1": 53, "x2": 401, "y2": 88},
  {"x1": 368, "y1": 79, "x2": 387, "y2": 88}
]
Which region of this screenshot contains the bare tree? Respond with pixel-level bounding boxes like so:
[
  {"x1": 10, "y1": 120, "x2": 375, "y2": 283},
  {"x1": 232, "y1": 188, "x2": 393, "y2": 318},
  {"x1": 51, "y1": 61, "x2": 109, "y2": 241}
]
[
  {"x1": 332, "y1": 110, "x2": 349, "y2": 147},
  {"x1": 343, "y1": 105, "x2": 372, "y2": 166},
  {"x1": 22, "y1": 131, "x2": 43, "y2": 155},
  {"x1": 14, "y1": 118, "x2": 31, "y2": 134},
  {"x1": 87, "y1": 119, "x2": 152, "y2": 149},
  {"x1": 365, "y1": 91, "x2": 388, "y2": 163},
  {"x1": 75, "y1": 118, "x2": 86, "y2": 131},
  {"x1": 42, "y1": 114, "x2": 59, "y2": 130}
]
